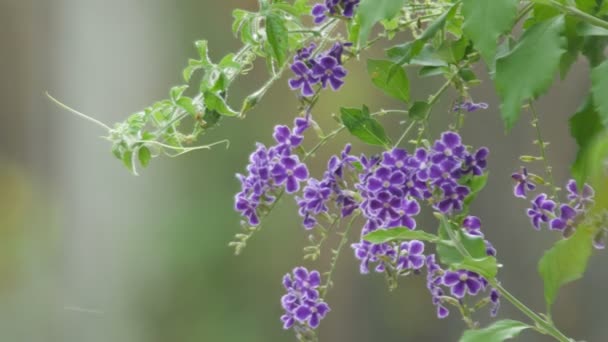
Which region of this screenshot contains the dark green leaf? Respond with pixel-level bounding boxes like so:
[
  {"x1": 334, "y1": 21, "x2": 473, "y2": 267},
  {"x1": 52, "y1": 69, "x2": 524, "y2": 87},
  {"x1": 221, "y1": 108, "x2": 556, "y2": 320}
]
[
  {"x1": 419, "y1": 66, "x2": 446, "y2": 78},
  {"x1": 364, "y1": 228, "x2": 441, "y2": 244},
  {"x1": 460, "y1": 320, "x2": 531, "y2": 342},
  {"x1": 138, "y1": 146, "x2": 151, "y2": 168},
  {"x1": 204, "y1": 92, "x2": 239, "y2": 117},
  {"x1": 356, "y1": 0, "x2": 405, "y2": 47},
  {"x1": 463, "y1": 173, "x2": 489, "y2": 207},
  {"x1": 495, "y1": 16, "x2": 566, "y2": 130},
  {"x1": 367, "y1": 59, "x2": 410, "y2": 102},
  {"x1": 265, "y1": 13, "x2": 289, "y2": 65},
  {"x1": 340, "y1": 106, "x2": 391, "y2": 147},
  {"x1": 409, "y1": 101, "x2": 431, "y2": 121},
  {"x1": 591, "y1": 59, "x2": 608, "y2": 127},
  {"x1": 411, "y1": 45, "x2": 449, "y2": 67},
  {"x1": 577, "y1": 22, "x2": 608, "y2": 36},
  {"x1": 462, "y1": 0, "x2": 518, "y2": 63},
  {"x1": 386, "y1": 41, "x2": 425, "y2": 65},
  {"x1": 538, "y1": 228, "x2": 594, "y2": 309},
  {"x1": 570, "y1": 96, "x2": 605, "y2": 183}
]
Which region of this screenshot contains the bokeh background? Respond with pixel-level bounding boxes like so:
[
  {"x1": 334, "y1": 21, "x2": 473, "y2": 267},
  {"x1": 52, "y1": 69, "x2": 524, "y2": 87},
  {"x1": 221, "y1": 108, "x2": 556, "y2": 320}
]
[{"x1": 1, "y1": 1, "x2": 606, "y2": 341}]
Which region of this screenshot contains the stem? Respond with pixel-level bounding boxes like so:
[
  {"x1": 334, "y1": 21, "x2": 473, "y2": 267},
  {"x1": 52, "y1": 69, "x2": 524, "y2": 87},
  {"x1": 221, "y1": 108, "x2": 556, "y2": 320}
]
[
  {"x1": 320, "y1": 213, "x2": 358, "y2": 298},
  {"x1": 46, "y1": 92, "x2": 112, "y2": 131},
  {"x1": 528, "y1": 101, "x2": 559, "y2": 199},
  {"x1": 543, "y1": 0, "x2": 608, "y2": 30},
  {"x1": 393, "y1": 120, "x2": 418, "y2": 148}
]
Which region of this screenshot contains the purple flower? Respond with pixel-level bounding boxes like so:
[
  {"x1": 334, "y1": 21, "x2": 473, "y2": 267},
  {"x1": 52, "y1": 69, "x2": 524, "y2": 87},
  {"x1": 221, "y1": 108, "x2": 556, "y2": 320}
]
[
  {"x1": 311, "y1": 4, "x2": 329, "y2": 23},
  {"x1": 326, "y1": 42, "x2": 350, "y2": 65},
  {"x1": 297, "y1": 178, "x2": 332, "y2": 229},
  {"x1": 490, "y1": 288, "x2": 501, "y2": 317},
  {"x1": 273, "y1": 125, "x2": 304, "y2": 151},
  {"x1": 234, "y1": 195, "x2": 260, "y2": 226},
  {"x1": 272, "y1": 155, "x2": 309, "y2": 193},
  {"x1": 429, "y1": 160, "x2": 460, "y2": 187},
  {"x1": 281, "y1": 267, "x2": 330, "y2": 330},
  {"x1": 526, "y1": 193, "x2": 556, "y2": 230},
  {"x1": 381, "y1": 148, "x2": 408, "y2": 170},
  {"x1": 288, "y1": 61, "x2": 317, "y2": 97},
  {"x1": 342, "y1": 0, "x2": 360, "y2": 17},
  {"x1": 402, "y1": 174, "x2": 430, "y2": 200},
  {"x1": 566, "y1": 179, "x2": 595, "y2": 209},
  {"x1": 442, "y1": 270, "x2": 483, "y2": 298},
  {"x1": 463, "y1": 147, "x2": 489, "y2": 176},
  {"x1": 550, "y1": 204, "x2": 579, "y2": 237},
  {"x1": 436, "y1": 184, "x2": 470, "y2": 213},
  {"x1": 295, "y1": 43, "x2": 317, "y2": 62},
  {"x1": 368, "y1": 191, "x2": 402, "y2": 223},
  {"x1": 367, "y1": 167, "x2": 406, "y2": 197},
  {"x1": 431, "y1": 131, "x2": 466, "y2": 164},
  {"x1": 408, "y1": 148, "x2": 430, "y2": 180},
  {"x1": 396, "y1": 240, "x2": 426, "y2": 271},
  {"x1": 389, "y1": 199, "x2": 420, "y2": 229},
  {"x1": 311, "y1": 56, "x2": 347, "y2": 91},
  {"x1": 463, "y1": 216, "x2": 482, "y2": 236},
  {"x1": 425, "y1": 254, "x2": 449, "y2": 319},
  {"x1": 511, "y1": 167, "x2": 536, "y2": 199},
  {"x1": 351, "y1": 239, "x2": 395, "y2": 274}
]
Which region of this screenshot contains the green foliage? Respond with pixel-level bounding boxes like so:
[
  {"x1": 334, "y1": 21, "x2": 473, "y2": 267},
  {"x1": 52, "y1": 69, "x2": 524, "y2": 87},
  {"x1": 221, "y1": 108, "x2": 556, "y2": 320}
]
[
  {"x1": 265, "y1": 13, "x2": 289, "y2": 66},
  {"x1": 591, "y1": 59, "x2": 608, "y2": 126},
  {"x1": 462, "y1": 0, "x2": 518, "y2": 64},
  {"x1": 366, "y1": 59, "x2": 410, "y2": 102},
  {"x1": 408, "y1": 101, "x2": 431, "y2": 121},
  {"x1": 356, "y1": 0, "x2": 405, "y2": 47},
  {"x1": 455, "y1": 256, "x2": 498, "y2": 279},
  {"x1": 538, "y1": 228, "x2": 594, "y2": 310},
  {"x1": 340, "y1": 106, "x2": 391, "y2": 147},
  {"x1": 570, "y1": 97, "x2": 605, "y2": 183},
  {"x1": 495, "y1": 16, "x2": 566, "y2": 130},
  {"x1": 460, "y1": 320, "x2": 531, "y2": 342},
  {"x1": 436, "y1": 216, "x2": 488, "y2": 265},
  {"x1": 363, "y1": 228, "x2": 441, "y2": 244}
]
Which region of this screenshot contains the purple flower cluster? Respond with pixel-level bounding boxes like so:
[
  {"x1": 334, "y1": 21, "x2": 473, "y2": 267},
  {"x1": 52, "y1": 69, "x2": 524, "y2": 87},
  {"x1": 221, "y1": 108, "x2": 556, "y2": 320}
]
[
  {"x1": 289, "y1": 42, "x2": 349, "y2": 97},
  {"x1": 425, "y1": 254, "x2": 500, "y2": 319},
  {"x1": 235, "y1": 117, "x2": 311, "y2": 226},
  {"x1": 281, "y1": 267, "x2": 330, "y2": 330},
  {"x1": 312, "y1": 0, "x2": 360, "y2": 23},
  {"x1": 297, "y1": 144, "x2": 359, "y2": 229},
  {"x1": 511, "y1": 173, "x2": 598, "y2": 240},
  {"x1": 352, "y1": 132, "x2": 490, "y2": 274}
]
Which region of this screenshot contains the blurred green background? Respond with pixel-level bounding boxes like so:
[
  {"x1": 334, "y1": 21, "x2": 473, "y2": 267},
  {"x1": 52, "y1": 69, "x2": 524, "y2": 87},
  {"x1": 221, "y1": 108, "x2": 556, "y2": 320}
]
[{"x1": 0, "y1": 0, "x2": 606, "y2": 341}]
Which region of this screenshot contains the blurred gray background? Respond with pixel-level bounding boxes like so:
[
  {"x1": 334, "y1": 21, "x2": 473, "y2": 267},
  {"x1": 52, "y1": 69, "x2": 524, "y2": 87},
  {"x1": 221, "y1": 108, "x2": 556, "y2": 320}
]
[{"x1": 0, "y1": 0, "x2": 605, "y2": 341}]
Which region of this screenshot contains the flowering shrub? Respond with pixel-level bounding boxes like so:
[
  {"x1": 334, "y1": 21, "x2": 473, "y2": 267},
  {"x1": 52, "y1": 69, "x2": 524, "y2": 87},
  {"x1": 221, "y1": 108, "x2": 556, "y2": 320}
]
[{"x1": 54, "y1": 0, "x2": 608, "y2": 341}]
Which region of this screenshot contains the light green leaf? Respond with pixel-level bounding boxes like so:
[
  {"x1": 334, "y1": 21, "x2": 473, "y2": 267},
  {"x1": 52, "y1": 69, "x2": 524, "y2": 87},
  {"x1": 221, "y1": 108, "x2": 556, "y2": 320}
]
[
  {"x1": 364, "y1": 228, "x2": 441, "y2": 244},
  {"x1": 538, "y1": 228, "x2": 594, "y2": 309},
  {"x1": 460, "y1": 320, "x2": 531, "y2": 342},
  {"x1": 577, "y1": 22, "x2": 608, "y2": 36},
  {"x1": 436, "y1": 216, "x2": 487, "y2": 266},
  {"x1": 265, "y1": 13, "x2": 289, "y2": 65},
  {"x1": 495, "y1": 16, "x2": 566, "y2": 130},
  {"x1": 570, "y1": 96, "x2": 605, "y2": 183},
  {"x1": 356, "y1": 0, "x2": 405, "y2": 47},
  {"x1": 455, "y1": 256, "x2": 498, "y2": 279},
  {"x1": 204, "y1": 92, "x2": 239, "y2": 117},
  {"x1": 367, "y1": 59, "x2": 410, "y2": 102},
  {"x1": 138, "y1": 146, "x2": 151, "y2": 168},
  {"x1": 340, "y1": 106, "x2": 391, "y2": 147},
  {"x1": 591, "y1": 59, "x2": 608, "y2": 127},
  {"x1": 462, "y1": 0, "x2": 518, "y2": 63}
]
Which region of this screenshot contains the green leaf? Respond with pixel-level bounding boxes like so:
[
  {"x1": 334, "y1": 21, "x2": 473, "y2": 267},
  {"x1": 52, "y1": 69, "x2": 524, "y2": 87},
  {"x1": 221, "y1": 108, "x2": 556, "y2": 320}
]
[
  {"x1": 122, "y1": 150, "x2": 135, "y2": 173},
  {"x1": 367, "y1": 59, "x2": 410, "y2": 102},
  {"x1": 409, "y1": 101, "x2": 431, "y2": 121},
  {"x1": 591, "y1": 59, "x2": 608, "y2": 127},
  {"x1": 436, "y1": 216, "x2": 487, "y2": 266},
  {"x1": 364, "y1": 228, "x2": 441, "y2": 244},
  {"x1": 577, "y1": 22, "x2": 608, "y2": 36},
  {"x1": 204, "y1": 92, "x2": 239, "y2": 117},
  {"x1": 460, "y1": 320, "x2": 531, "y2": 342},
  {"x1": 495, "y1": 16, "x2": 566, "y2": 130},
  {"x1": 356, "y1": 0, "x2": 405, "y2": 47},
  {"x1": 463, "y1": 173, "x2": 489, "y2": 207},
  {"x1": 462, "y1": 0, "x2": 518, "y2": 63},
  {"x1": 538, "y1": 228, "x2": 594, "y2": 309},
  {"x1": 455, "y1": 256, "x2": 498, "y2": 279},
  {"x1": 176, "y1": 97, "x2": 196, "y2": 116},
  {"x1": 340, "y1": 106, "x2": 391, "y2": 147},
  {"x1": 138, "y1": 146, "x2": 151, "y2": 168},
  {"x1": 265, "y1": 13, "x2": 289, "y2": 65},
  {"x1": 570, "y1": 96, "x2": 605, "y2": 183},
  {"x1": 194, "y1": 40, "x2": 213, "y2": 67}
]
